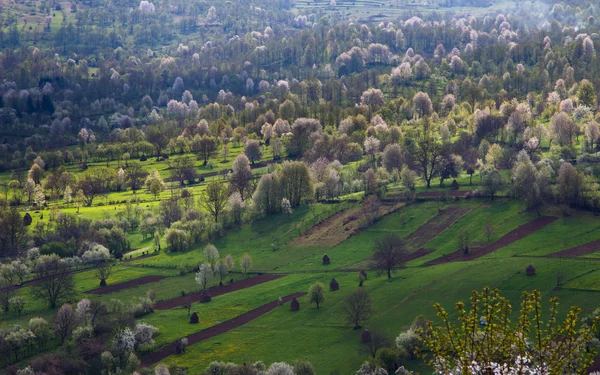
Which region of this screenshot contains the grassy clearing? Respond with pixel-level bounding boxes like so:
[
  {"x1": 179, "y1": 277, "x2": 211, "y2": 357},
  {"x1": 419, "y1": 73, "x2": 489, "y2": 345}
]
[
  {"x1": 133, "y1": 203, "x2": 353, "y2": 271},
  {"x1": 158, "y1": 256, "x2": 598, "y2": 374},
  {"x1": 5, "y1": 198, "x2": 600, "y2": 374},
  {"x1": 411, "y1": 199, "x2": 537, "y2": 265},
  {"x1": 492, "y1": 210, "x2": 600, "y2": 257},
  {"x1": 330, "y1": 201, "x2": 442, "y2": 269}
]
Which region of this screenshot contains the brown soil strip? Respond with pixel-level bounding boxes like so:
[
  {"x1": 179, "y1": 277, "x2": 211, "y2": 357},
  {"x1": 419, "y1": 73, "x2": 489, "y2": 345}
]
[
  {"x1": 546, "y1": 239, "x2": 600, "y2": 258},
  {"x1": 141, "y1": 292, "x2": 307, "y2": 367},
  {"x1": 154, "y1": 274, "x2": 284, "y2": 310},
  {"x1": 405, "y1": 206, "x2": 473, "y2": 249},
  {"x1": 291, "y1": 199, "x2": 404, "y2": 247},
  {"x1": 342, "y1": 206, "x2": 471, "y2": 270},
  {"x1": 418, "y1": 190, "x2": 476, "y2": 198},
  {"x1": 85, "y1": 275, "x2": 167, "y2": 295},
  {"x1": 400, "y1": 248, "x2": 435, "y2": 263},
  {"x1": 426, "y1": 216, "x2": 558, "y2": 265}
]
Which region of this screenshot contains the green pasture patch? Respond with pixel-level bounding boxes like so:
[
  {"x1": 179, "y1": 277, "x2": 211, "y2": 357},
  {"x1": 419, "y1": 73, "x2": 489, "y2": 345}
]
[
  {"x1": 157, "y1": 255, "x2": 596, "y2": 374},
  {"x1": 327, "y1": 201, "x2": 442, "y2": 270},
  {"x1": 493, "y1": 211, "x2": 600, "y2": 257},
  {"x1": 412, "y1": 199, "x2": 535, "y2": 265},
  {"x1": 133, "y1": 203, "x2": 352, "y2": 271}
]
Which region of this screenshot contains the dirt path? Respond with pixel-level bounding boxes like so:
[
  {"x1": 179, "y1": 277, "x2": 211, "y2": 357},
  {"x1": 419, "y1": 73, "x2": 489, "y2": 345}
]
[
  {"x1": 291, "y1": 199, "x2": 404, "y2": 247},
  {"x1": 546, "y1": 239, "x2": 600, "y2": 258},
  {"x1": 85, "y1": 275, "x2": 167, "y2": 295},
  {"x1": 165, "y1": 161, "x2": 272, "y2": 183},
  {"x1": 141, "y1": 292, "x2": 306, "y2": 367},
  {"x1": 122, "y1": 253, "x2": 158, "y2": 263},
  {"x1": 405, "y1": 206, "x2": 473, "y2": 248},
  {"x1": 417, "y1": 190, "x2": 476, "y2": 198},
  {"x1": 154, "y1": 274, "x2": 285, "y2": 310},
  {"x1": 400, "y1": 248, "x2": 434, "y2": 263},
  {"x1": 426, "y1": 216, "x2": 558, "y2": 265}
]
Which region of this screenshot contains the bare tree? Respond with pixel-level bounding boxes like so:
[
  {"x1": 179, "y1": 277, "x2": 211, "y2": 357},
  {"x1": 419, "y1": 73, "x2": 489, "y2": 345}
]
[
  {"x1": 359, "y1": 328, "x2": 391, "y2": 358},
  {"x1": 229, "y1": 154, "x2": 253, "y2": 200},
  {"x1": 0, "y1": 208, "x2": 28, "y2": 256},
  {"x1": 372, "y1": 233, "x2": 408, "y2": 279},
  {"x1": 413, "y1": 119, "x2": 443, "y2": 189},
  {"x1": 126, "y1": 162, "x2": 148, "y2": 193},
  {"x1": 343, "y1": 288, "x2": 372, "y2": 329},
  {"x1": 197, "y1": 135, "x2": 217, "y2": 166},
  {"x1": 78, "y1": 167, "x2": 116, "y2": 206},
  {"x1": 201, "y1": 181, "x2": 229, "y2": 223},
  {"x1": 457, "y1": 229, "x2": 470, "y2": 255},
  {"x1": 53, "y1": 304, "x2": 77, "y2": 344},
  {"x1": 31, "y1": 255, "x2": 76, "y2": 309},
  {"x1": 145, "y1": 124, "x2": 171, "y2": 158},
  {"x1": 169, "y1": 156, "x2": 197, "y2": 186},
  {"x1": 0, "y1": 277, "x2": 14, "y2": 312},
  {"x1": 308, "y1": 282, "x2": 326, "y2": 309}
]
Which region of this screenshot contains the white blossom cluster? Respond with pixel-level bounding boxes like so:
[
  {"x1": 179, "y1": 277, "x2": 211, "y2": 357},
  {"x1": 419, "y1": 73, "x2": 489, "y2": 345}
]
[{"x1": 436, "y1": 356, "x2": 551, "y2": 375}]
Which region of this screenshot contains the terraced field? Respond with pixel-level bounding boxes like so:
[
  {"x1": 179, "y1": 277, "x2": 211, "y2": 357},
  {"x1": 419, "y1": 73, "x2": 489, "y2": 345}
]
[{"x1": 5, "y1": 197, "x2": 600, "y2": 374}]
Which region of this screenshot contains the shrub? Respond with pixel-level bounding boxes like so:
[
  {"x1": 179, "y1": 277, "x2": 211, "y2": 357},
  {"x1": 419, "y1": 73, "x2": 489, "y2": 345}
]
[
  {"x1": 165, "y1": 228, "x2": 189, "y2": 252},
  {"x1": 40, "y1": 242, "x2": 74, "y2": 258}
]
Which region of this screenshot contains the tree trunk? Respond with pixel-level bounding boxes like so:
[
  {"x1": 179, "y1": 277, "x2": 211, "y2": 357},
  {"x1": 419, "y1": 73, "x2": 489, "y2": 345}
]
[
  {"x1": 100, "y1": 278, "x2": 107, "y2": 287},
  {"x1": 387, "y1": 269, "x2": 392, "y2": 279}
]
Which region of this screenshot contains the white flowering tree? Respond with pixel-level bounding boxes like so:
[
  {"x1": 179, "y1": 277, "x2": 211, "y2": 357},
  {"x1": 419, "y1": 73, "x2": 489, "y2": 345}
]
[
  {"x1": 265, "y1": 362, "x2": 294, "y2": 375},
  {"x1": 364, "y1": 136, "x2": 381, "y2": 160},
  {"x1": 281, "y1": 198, "x2": 293, "y2": 215},
  {"x1": 139, "y1": 0, "x2": 156, "y2": 13},
  {"x1": 145, "y1": 170, "x2": 166, "y2": 199},
  {"x1": 34, "y1": 184, "x2": 45, "y2": 207},
  {"x1": 215, "y1": 260, "x2": 229, "y2": 285},
  {"x1": 240, "y1": 254, "x2": 252, "y2": 276},
  {"x1": 134, "y1": 322, "x2": 158, "y2": 349},
  {"x1": 204, "y1": 244, "x2": 219, "y2": 270},
  {"x1": 229, "y1": 192, "x2": 245, "y2": 224},
  {"x1": 114, "y1": 327, "x2": 136, "y2": 355},
  {"x1": 155, "y1": 364, "x2": 170, "y2": 375},
  {"x1": 76, "y1": 298, "x2": 92, "y2": 325},
  {"x1": 225, "y1": 254, "x2": 235, "y2": 270},
  {"x1": 195, "y1": 263, "x2": 213, "y2": 290},
  {"x1": 82, "y1": 243, "x2": 113, "y2": 286}
]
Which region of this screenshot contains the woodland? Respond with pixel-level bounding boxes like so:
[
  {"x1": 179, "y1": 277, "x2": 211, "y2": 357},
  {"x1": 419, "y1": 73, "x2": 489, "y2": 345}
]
[{"x1": 2, "y1": 0, "x2": 600, "y2": 374}]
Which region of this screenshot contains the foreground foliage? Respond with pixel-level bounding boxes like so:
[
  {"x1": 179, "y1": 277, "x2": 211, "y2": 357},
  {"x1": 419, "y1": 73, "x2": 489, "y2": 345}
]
[{"x1": 420, "y1": 288, "x2": 598, "y2": 375}]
